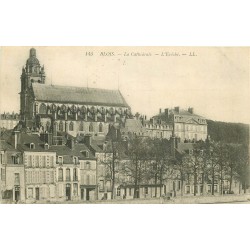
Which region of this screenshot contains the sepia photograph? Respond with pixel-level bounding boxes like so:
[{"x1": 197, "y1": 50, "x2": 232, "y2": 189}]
[
  {"x1": 0, "y1": 46, "x2": 249, "y2": 204},
  {"x1": 1, "y1": 1, "x2": 250, "y2": 250}
]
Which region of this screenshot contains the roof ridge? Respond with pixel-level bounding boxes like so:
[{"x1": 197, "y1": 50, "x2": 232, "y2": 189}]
[{"x1": 33, "y1": 82, "x2": 120, "y2": 93}]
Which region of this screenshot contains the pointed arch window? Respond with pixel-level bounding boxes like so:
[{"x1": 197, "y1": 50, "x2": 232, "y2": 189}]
[
  {"x1": 99, "y1": 123, "x2": 103, "y2": 133},
  {"x1": 79, "y1": 121, "x2": 84, "y2": 131},
  {"x1": 39, "y1": 103, "x2": 47, "y2": 114},
  {"x1": 59, "y1": 121, "x2": 64, "y2": 131},
  {"x1": 89, "y1": 123, "x2": 94, "y2": 132},
  {"x1": 53, "y1": 122, "x2": 58, "y2": 131},
  {"x1": 46, "y1": 122, "x2": 50, "y2": 132},
  {"x1": 69, "y1": 122, "x2": 74, "y2": 131}
]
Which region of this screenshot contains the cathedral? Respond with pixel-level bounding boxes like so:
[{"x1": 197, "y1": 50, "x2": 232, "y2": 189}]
[
  {"x1": 19, "y1": 48, "x2": 207, "y2": 144},
  {"x1": 20, "y1": 48, "x2": 132, "y2": 143}
]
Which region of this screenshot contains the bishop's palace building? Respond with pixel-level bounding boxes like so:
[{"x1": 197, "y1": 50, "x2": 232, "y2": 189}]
[{"x1": 19, "y1": 48, "x2": 207, "y2": 142}]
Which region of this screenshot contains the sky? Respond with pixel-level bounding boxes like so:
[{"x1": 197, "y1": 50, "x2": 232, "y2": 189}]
[{"x1": 0, "y1": 46, "x2": 249, "y2": 124}]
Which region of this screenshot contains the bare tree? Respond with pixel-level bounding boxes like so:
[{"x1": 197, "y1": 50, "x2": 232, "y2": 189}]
[
  {"x1": 182, "y1": 145, "x2": 203, "y2": 196},
  {"x1": 236, "y1": 144, "x2": 250, "y2": 194},
  {"x1": 147, "y1": 138, "x2": 174, "y2": 197},
  {"x1": 122, "y1": 136, "x2": 150, "y2": 198}
]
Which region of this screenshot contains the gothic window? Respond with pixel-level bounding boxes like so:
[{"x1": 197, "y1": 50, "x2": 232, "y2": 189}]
[
  {"x1": 59, "y1": 121, "x2": 64, "y2": 131},
  {"x1": 39, "y1": 103, "x2": 47, "y2": 114},
  {"x1": 46, "y1": 122, "x2": 50, "y2": 132},
  {"x1": 53, "y1": 122, "x2": 58, "y2": 132},
  {"x1": 99, "y1": 123, "x2": 103, "y2": 132},
  {"x1": 89, "y1": 123, "x2": 94, "y2": 132},
  {"x1": 69, "y1": 122, "x2": 74, "y2": 131},
  {"x1": 79, "y1": 122, "x2": 84, "y2": 131}
]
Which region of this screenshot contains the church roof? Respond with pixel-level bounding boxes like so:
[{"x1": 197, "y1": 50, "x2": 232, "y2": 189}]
[{"x1": 32, "y1": 83, "x2": 129, "y2": 107}]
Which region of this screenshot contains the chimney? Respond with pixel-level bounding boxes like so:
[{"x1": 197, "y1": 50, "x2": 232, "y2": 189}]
[
  {"x1": 144, "y1": 115, "x2": 147, "y2": 120},
  {"x1": 14, "y1": 131, "x2": 21, "y2": 149},
  {"x1": 67, "y1": 138, "x2": 75, "y2": 149},
  {"x1": 135, "y1": 112, "x2": 140, "y2": 120},
  {"x1": 165, "y1": 108, "x2": 169, "y2": 118},
  {"x1": 174, "y1": 106, "x2": 180, "y2": 113},
  {"x1": 159, "y1": 108, "x2": 162, "y2": 114},
  {"x1": 188, "y1": 107, "x2": 194, "y2": 114},
  {"x1": 85, "y1": 134, "x2": 92, "y2": 147},
  {"x1": 40, "y1": 132, "x2": 52, "y2": 145},
  {"x1": 150, "y1": 118, "x2": 155, "y2": 125}
]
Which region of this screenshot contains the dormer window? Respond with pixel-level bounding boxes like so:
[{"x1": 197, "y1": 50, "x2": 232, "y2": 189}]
[
  {"x1": 58, "y1": 156, "x2": 63, "y2": 165},
  {"x1": 81, "y1": 150, "x2": 89, "y2": 158},
  {"x1": 11, "y1": 155, "x2": 20, "y2": 164},
  {"x1": 30, "y1": 143, "x2": 35, "y2": 149},
  {"x1": 73, "y1": 156, "x2": 78, "y2": 165},
  {"x1": 44, "y1": 143, "x2": 49, "y2": 150}
]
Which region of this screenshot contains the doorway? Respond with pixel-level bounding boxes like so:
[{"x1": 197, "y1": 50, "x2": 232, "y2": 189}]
[
  {"x1": 66, "y1": 184, "x2": 71, "y2": 200},
  {"x1": 35, "y1": 187, "x2": 40, "y2": 200},
  {"x1": 14, "y1": 186, "x2": 20, "y2": 202},
  {"x1": 81, "y1": 188, "x2": 84, "y2": 200},
  {"x1": 86, "y1": 189, "x2": 90, "y2": 201}
]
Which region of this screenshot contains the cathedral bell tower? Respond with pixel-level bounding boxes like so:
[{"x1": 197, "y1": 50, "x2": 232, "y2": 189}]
[{"x1": 20, "y1": 48, "x2": 46, "y2": 122}]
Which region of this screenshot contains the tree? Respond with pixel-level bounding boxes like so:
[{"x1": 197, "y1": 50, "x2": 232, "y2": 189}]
[
  {"x1": 102, "y1": 139, "x2": 125, "y2": 200},
  {"x1": 122, "y1": 136, "x2": 150, "y2": 198},
  {"x1": 182, "y1": 144, "x2": 203, "y2": 196},
  {"x1": 147, "y1": 138, "x2": 174, "y2": 197},
  {"x1": 236, "y1": 144, "x2": 250, "y2": 193},
  {"x1": 173, "y1": 153, "x2": 188, "y2": 196},
  {"x1": 216, "y1": 142, "x2": 228, "y2": 195},
  {"x1": 224, "y1": 144, "x2": 240, "y2": 193}
]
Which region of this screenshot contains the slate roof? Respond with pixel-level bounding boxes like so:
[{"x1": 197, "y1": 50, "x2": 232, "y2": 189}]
[
  {"x1": 153, "y1": 109, "x2": 206, "y2": 124},
  {"x1": 32, "y1": 83, "x2": 129, "y2": 107},
  {"x1": 49, "y1": 144, "x2": 96, "y2": 162},
  {"x1": 17, "y1": 133, "x2": 49, "y2": 152},
  {"x1": 121, "y1": 119, "x2": 146, "y2": 134},
  {"x1": 0, "y1": 140, "x2": 17, "y2": 151}
]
